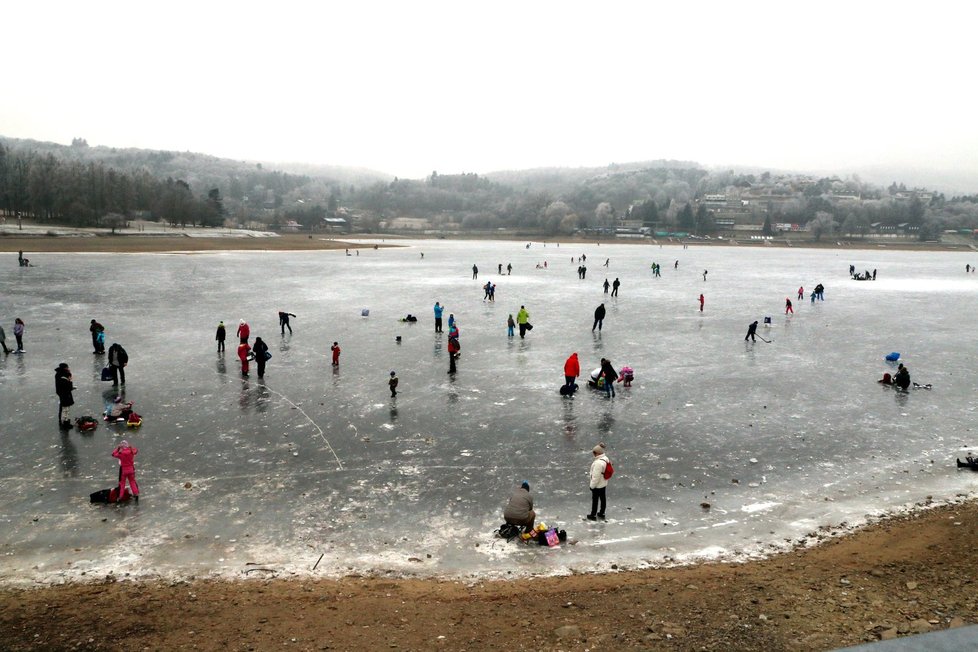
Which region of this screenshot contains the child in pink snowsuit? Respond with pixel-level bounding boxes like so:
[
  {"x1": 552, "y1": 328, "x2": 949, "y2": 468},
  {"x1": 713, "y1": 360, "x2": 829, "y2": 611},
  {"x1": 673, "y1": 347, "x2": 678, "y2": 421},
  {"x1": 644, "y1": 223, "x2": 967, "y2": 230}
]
[{"x1": 112, "y1": 441, "x2": 139, "y2": 503}]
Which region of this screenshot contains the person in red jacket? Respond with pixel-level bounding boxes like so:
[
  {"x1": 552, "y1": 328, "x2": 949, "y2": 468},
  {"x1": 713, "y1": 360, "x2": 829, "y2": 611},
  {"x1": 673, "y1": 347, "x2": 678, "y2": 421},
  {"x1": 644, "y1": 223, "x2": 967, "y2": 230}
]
[
  {"x1": 236, "y1": 319, "x2": 250, "y2": 344},
  {"x1": 238, "y1": 340, "x2": 252, "y2": 376},
  {"x1": 112, "y1": 441, "x2": 139, "y2": 504},
  {"x1": 331, "y1": 341, "x2": 341, "y2": 366},
  {"x1": 564, "y1": 352, "x2": 580, "y2": 388},
  {"x1": 447, "y1": 333, "x2": 460, "y2": 374}
]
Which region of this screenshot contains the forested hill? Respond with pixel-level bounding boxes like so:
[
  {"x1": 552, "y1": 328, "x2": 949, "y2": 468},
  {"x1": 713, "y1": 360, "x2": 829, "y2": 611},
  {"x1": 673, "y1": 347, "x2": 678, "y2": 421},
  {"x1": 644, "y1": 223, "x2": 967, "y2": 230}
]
[{"x1": 0, "y1": 137, "x2": 390, "y2": 192}]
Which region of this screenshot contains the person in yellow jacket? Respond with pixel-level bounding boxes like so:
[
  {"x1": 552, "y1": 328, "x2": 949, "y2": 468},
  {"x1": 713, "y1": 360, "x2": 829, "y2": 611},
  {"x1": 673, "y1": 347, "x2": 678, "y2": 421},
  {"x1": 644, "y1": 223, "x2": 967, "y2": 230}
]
[{"x1": 516, "y1": 305, "x2": 531, "y2": 339}]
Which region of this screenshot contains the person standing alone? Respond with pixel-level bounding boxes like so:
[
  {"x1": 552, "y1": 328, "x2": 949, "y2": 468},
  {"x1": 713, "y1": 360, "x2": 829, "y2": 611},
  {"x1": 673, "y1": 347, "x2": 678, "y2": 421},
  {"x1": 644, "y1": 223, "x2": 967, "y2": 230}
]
[
  {"x1": 331, "y1": 341, "x2": 341, "y2": 366},
  {"x1": 699, "y1": 294, "x2": 705, "y2": 312},
  {"x1": 564, "y1": 352, "x2": 580, "y2": 388},
  {"x1": 586, "y1": 443, "x2": 611, "y2": 521},
  {"x1": 433, "y1": 302, "x2": 444, "y2": 333},
  {"x1": 216, "y1": 321, "x2": 226, "y2": 352},
  {"x1": 55, "y1": 362, "x2": 74, "y2": 429},
  {"x1": 13, "y1": 318, "x2": 25, "y2": 353}
]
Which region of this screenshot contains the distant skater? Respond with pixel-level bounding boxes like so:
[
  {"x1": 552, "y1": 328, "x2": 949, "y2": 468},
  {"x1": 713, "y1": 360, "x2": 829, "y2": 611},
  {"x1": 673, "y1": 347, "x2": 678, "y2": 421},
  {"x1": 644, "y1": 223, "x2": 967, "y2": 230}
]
[
  {"x1": 592, "y1": 303, "x2": 606, "y2": 332},
  {"x1": 215, "y1": 321, "x2": 226, "y2": 352},
  {"x1": 674, "y1": 260, "x2": 679, "y2": 269},
  {"x1": 434, "y1": 302, "x2": 443, "y2": 333},
  {"x1": 483, "y1": 282, "x2": 491, "y2": 300},
  {"x1": 331, "y1": 341, "x2": 341, "y2": 366},
  {"x1": 699, "y1": 294, "x2": 704, "y2": 312},
  {"x1": 703, "y1": 270, "x2": 708, "y2": 281},
  {"x1": 507, "y1": 263, "x2": 512, "y2": 275},
  {"x1": 745, "y1": 320, "x2": 758, "y2": 342},
  {"x1": 472, "y1": 264, "x2": 478, "y2": 279},
  {"x1": 279, "y1": 311, "x2": 296, "y2": 335},
  {"x1": 498, "y1": 263, "x2": 502, "y2": 274},
  {"x1": 389, "y1": 371, "x2": 399, "y2": 397},
  {"x1": 112, "y1": 441, "x2": 139, "y2": 504},
  {"x1": 611, "y1": 278, "x2": 620, "y2": 297},
  {"x1": 603, "y1": 278, "x2": 610, "y2": 294},
  {"x1": 507, "y1": 314, "x2": 515, "y2": 337},
  {"x1": 872, "y1": 269, "x2": 877, "y2": 280},
  {"x1": 253, "y1": 337, "x2": 269, "y2": 378},
  {"x1": 237, "y1": 319, "x2": 250, "y2": 344},
  {"x1": 785, "y1": 298, "x2": 793, "y2": 314},
  {"x1": 604, "y1": 258, "x2": 609, "y2": 267},
  {"x1": 797, "y1": 286, "x2": 804, "y2": 300}
]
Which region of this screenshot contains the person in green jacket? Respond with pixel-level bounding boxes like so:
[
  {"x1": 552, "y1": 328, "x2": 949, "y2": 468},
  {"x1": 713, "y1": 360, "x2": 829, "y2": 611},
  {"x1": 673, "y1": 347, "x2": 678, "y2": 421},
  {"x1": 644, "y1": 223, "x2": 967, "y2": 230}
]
[{"x1": 516, "y1": 306, "x2": 530, "y2": 339}]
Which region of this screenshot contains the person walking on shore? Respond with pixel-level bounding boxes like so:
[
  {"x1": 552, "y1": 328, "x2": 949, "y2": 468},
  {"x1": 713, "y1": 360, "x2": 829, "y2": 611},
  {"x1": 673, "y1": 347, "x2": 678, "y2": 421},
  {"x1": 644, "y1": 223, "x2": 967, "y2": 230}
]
[
  {"x1": 55, "y1": 362, "x2": 74, "y2": 428},
  {"x1": 112, "y1": 441, "x2": 139, "y2": 504},
  {"x1": 216, "y1": 321, "x2": 226, "y2": 352},
  {"x1": 586, "y1": 443, "x2": 611, "y2": 521}
]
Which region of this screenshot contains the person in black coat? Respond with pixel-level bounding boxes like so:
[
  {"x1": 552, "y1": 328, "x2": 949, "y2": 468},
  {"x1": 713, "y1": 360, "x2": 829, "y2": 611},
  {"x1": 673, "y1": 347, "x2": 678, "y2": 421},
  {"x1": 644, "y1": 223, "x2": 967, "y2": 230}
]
[
  {"x1": 108, "y1": 343, "x2": 128, "y2": 387},
  {"x1": 592, "y1": 303, "x2": 606, "y2": 332},
  {"x1": 216, "y1": 321, "x2": 226, "y2": 352},
  {"x1": 55, "y1": 363, "x2": 74, "y2": 428},
  {"x1": 253, "y1": 337, "x2": 269, "y2": 378},
  {"x1": 745, "y1": 321, "x2": 758, "y2": 342},
  {"x1": 894, "y1": 363, "x2": 911, "y2": 391}
]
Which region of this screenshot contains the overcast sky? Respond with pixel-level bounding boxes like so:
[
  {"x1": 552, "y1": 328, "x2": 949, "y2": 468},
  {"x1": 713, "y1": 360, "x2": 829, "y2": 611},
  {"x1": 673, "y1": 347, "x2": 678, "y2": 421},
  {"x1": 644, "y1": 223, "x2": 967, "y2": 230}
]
[{"x1": 4, "y1": 1, "x2": 976, "y2": 180}]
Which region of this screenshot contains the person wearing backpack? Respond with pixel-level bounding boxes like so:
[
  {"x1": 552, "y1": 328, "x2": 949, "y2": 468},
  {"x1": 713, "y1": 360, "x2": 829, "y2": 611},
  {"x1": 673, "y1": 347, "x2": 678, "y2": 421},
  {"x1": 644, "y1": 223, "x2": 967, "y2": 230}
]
[{"x1": 586, "y1": 443, "x2": 612, "y2": 521}]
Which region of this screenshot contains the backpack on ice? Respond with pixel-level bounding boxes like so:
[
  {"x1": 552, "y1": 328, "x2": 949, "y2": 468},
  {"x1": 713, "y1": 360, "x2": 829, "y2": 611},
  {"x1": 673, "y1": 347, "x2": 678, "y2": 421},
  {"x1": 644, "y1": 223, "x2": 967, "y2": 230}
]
[{"x1": 603, "y1": 459, "x2": 614, "y2": 480}]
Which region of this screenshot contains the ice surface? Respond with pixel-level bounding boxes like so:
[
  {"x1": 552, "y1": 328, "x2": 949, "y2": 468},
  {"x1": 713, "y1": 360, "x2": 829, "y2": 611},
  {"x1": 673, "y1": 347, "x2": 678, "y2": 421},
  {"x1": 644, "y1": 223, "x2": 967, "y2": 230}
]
[{"x1": 1, "y1": 240, "x2": 977, "y2": 583}]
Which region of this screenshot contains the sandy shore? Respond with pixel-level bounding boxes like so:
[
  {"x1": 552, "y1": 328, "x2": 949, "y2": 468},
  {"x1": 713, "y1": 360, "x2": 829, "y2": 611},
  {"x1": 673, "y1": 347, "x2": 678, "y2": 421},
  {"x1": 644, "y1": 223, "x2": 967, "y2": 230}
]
[{"x1": 1, "y1": 499, "x2": 976, "y2": 651}]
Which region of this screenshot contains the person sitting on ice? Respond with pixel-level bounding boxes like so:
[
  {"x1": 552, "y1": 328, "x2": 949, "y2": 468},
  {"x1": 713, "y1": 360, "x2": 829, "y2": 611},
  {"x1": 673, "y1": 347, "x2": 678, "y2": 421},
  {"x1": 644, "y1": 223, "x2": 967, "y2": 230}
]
[
  {"x1": 502, "y1": 481, "x2": 536, "y2": 533},
  {"x1": 105, "y1": 397, "x2": 134, "y2": 421},
  {"x1": 877, "y1": 372, "x2": 893, "y2": 385}
]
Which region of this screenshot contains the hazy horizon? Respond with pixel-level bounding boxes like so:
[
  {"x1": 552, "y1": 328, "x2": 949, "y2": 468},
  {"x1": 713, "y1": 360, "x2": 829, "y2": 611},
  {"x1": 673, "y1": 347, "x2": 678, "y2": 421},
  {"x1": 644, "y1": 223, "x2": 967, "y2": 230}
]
[{"x1": 4, "y1": 1, "x2": 977, "y2": 189}]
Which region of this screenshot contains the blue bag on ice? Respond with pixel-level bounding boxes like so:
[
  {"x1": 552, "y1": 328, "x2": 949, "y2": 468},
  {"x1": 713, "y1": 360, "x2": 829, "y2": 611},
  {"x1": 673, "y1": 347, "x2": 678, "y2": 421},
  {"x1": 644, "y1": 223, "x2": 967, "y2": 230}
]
[{"x1": 885, "y1": 352, "x2": 900, "y2": 362}]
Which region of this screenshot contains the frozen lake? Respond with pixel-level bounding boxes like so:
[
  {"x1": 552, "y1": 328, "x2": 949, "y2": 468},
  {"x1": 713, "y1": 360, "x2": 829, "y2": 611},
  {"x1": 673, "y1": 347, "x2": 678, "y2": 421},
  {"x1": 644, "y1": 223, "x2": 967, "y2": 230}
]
[{"x1": 1, "y1": 239, "x2": 977, "y2": 584}]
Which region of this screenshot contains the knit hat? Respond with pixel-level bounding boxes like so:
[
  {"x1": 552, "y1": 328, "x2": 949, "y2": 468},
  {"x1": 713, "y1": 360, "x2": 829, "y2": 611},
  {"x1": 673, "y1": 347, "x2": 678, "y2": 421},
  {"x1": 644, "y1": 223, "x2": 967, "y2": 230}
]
[
  {"x1": 521, "y1": 480, "x2": 530, "y2": 490},
  {"x1": 593, "y1": 444, "x2": 605, "y2": 455},
  {"x1": 119, "y1": 440, "x2": 130, "y2": 448},
  {"x1": 390, "y1": 370, "x2": 396, "y2": 376},
  {"x1": 56, "y1": 362, "x2": 69, "y2": 370}
]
